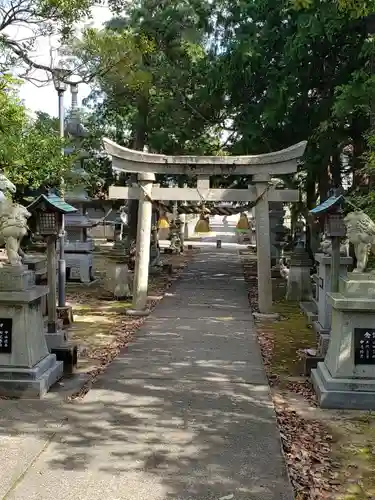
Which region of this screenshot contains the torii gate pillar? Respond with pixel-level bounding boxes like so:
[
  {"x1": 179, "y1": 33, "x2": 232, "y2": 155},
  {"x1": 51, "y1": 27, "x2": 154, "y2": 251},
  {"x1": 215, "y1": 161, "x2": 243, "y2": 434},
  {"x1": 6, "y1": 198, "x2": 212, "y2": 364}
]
[
  {"x1": 253, "y1": 174, "x2": 272, "y2": 313},
  {"x1": 126, "y1": 173, "x2": 155, "y2": 316}
]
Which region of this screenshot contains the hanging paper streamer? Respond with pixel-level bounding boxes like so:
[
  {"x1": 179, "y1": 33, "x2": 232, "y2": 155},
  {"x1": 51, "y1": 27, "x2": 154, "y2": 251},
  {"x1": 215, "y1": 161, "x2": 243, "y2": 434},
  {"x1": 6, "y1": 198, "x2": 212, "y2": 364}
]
[
  {"x1": 236, "y1": 212, "x2": 250, "y2": 233},
  {"x1": 194, "y1": 213, "x2": 211, "y2": 233}
]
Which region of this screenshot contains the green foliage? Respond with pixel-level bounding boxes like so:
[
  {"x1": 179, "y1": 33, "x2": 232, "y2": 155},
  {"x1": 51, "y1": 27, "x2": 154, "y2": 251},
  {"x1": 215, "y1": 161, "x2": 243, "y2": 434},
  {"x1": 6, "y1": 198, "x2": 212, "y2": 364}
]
[
  {"x1": 8, "y1": 126, "x2": 75, "y2": 190},
  {"x1": 0, "y1": 74, "x2": 76, "y2": 192},
  {"x1": 0, "y1": 75, "x2": 27, "y2": 165},
  {"x1": 7, "y1": 0, "x2": 374, "y2": 218},
  {"x1": 37, "y1": 0, "x2": 95, "y2": 25},
  {"x1": 70, "y1": 0, "x2": 224, "y2": 160},
  {"x1": 291, "y1": 0, "x2": 375, "y2": 18},
  {"x1": 336, "y1": 0, "x2": 375, "y2": 17}
]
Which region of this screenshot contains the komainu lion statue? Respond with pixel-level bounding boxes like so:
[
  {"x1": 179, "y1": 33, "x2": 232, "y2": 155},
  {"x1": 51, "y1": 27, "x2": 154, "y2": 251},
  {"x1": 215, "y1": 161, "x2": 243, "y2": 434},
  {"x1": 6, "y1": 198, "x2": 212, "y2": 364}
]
[
  {"x1": 0, "y1": 200, "x2": 31, "y2": 267},
  {"x1": 0, "y1": 173, "x2": 30, "y2": 267},
  {"x1": 320, "y1": 235, "x2": 349, "y2": 256},
  {"x1": 344, "y1": 211, "x2": 375, "y2": 273}
]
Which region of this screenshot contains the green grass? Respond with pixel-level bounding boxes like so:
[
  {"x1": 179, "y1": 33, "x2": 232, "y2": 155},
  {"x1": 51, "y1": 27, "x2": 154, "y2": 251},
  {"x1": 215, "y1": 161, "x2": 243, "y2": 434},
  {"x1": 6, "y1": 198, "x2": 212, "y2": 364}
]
[{"x1": 259, "y1": 299, "x2": 316, "y2": 378}]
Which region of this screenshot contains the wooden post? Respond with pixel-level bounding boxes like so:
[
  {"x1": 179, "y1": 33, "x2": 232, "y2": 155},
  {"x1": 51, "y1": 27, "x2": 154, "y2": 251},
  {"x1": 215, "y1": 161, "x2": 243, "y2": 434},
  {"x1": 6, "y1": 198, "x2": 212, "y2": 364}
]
[{"x1": 47, "y1": 236, "x2": 57, "y2": 333}]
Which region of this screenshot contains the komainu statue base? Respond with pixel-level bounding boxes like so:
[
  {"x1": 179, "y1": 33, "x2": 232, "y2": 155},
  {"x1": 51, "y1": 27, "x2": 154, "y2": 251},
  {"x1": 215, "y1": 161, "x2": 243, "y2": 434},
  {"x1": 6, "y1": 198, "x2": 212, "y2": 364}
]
[
  {"x1": 0, "y1": 267, "x2": 63, "y2": 398},
  {"x1": 312, "y1": 273, "x2": 375, "y2": 409}
]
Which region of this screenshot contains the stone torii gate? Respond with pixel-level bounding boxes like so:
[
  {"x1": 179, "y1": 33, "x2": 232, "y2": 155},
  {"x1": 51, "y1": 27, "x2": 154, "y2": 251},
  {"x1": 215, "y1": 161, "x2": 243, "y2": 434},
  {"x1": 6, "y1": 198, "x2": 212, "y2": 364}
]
[{"x1": 103, "y1": 138, "x2": 307, "y2": 315}]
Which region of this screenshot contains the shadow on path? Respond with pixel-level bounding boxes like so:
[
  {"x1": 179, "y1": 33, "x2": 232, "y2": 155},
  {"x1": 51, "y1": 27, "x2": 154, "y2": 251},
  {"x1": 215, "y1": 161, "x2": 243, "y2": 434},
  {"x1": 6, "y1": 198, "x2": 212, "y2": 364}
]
[{"x1": 0, "y1": 248, "x2": 293, "y2": 500}]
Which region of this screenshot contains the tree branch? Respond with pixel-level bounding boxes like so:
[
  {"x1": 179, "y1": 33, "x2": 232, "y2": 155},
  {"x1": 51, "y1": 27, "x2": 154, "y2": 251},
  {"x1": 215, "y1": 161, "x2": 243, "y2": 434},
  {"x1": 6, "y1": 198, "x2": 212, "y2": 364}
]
[{"x1": 0, "y1": 0, "x2": 28, "y2": 31}]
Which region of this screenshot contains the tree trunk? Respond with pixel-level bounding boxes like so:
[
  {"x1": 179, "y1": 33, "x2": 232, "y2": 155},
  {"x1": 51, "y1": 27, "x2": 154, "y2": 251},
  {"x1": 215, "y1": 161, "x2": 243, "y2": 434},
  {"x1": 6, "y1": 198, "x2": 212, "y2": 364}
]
[
  {"x1": 352, "y1": 117, "x2": 368, "y2": 190},
  {"x1": 305, "y1": 176, "x2": 318, "y2": 261},
  {"x1": 330, "y1": 149, "x2": 342, "y2": 189},
  {"x1": 318, "y1": 162, "x2": 330, "y2": 202}
]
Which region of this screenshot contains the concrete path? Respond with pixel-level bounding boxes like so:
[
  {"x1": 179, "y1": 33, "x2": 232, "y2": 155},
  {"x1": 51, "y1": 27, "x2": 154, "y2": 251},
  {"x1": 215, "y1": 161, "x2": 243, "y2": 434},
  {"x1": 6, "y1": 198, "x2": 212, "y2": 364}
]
[{"x1": 3, "y1": 245, "x2": 293, "y2": 500}]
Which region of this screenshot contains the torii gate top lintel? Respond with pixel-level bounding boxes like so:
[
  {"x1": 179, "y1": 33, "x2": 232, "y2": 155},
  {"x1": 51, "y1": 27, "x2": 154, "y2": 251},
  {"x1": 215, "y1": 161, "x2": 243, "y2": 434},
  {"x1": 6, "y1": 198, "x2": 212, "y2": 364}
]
[{"x1": 103, "y1": 138, "x2": 307, "y2": 176}]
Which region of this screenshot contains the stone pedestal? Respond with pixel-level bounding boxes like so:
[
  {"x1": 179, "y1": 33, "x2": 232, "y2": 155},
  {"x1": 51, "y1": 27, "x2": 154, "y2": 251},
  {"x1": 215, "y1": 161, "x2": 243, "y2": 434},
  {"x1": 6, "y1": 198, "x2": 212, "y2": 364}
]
[
  {"x1": 313, "y1": 253, "x2": 352, "y2": 356},
  {"x1": 179, "y1": 213, "x2": 186, "y2": 249},
  {"x1": 23, "y1": 254, "x2": 47, "y2": 278},
  {"x1": 286, "y1": 246, "x2": 313, "y2": 301},
  {"x1": 113, "y1": 239, "x2": 127, "y2": 252},
  {"x1": 0, "y1": 266, "x2": 63, "y2": 398},
  {"x1": 300, "y1": 300, "x2": 318, "y2": 325},
  {"x1": 22, "y1": 253, "x2": 48, "y2": 320},
  {"x1": 45, "y1": 328, "x2": 67, "y2": 350},
  {"x1": 62, "y1": 210, "x2": 95, "y2": 284},
  {"x1": 312, "y1": 273, "x2": 375, "y2": 409},
  {"x1": 104, "y1": 262, "x2": 132, "y2": 300},
  {"x1": 65, "y1": 252, "x2": 94, "y2": 283},
  {"x1": 51, "y1": 344, "x2": 78, "y2": 375}
]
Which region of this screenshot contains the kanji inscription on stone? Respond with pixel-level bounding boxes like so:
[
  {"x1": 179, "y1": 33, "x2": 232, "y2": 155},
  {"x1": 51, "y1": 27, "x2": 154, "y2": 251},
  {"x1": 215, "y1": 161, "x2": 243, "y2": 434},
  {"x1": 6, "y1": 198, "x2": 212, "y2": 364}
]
[
  {"x1": 354, "y1": 328, "x2": 375, "y2": 365},
  {"x1": 0, "y1": 319, "x2": 12, "y2": 353}
]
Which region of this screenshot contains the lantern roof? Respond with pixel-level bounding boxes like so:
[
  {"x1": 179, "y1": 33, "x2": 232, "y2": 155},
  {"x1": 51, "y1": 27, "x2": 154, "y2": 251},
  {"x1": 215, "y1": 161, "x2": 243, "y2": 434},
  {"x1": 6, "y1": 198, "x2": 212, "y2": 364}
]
[
  {"x1": 27, "y1": 194, "x2": 78, "y2": 214},
  {"x1": 309, "y1": 195, "x2": 344, "y2": 216}
]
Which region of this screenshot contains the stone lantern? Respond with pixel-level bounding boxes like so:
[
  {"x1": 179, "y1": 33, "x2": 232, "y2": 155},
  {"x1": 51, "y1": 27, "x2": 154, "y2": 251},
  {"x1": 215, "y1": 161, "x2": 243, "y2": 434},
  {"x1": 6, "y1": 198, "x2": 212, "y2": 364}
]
[
  {"x1": 0, "y1": 193, "x2": 78, "y2": 398},
  {"x1": 307, "y1": 193, "x2": 352, "y2": 357},
  {"x1": 28, "y1": 194, "x2": 77, "y2": 337},
  {"x1": 310, "y1": 192, "x2": 346, "y2": 294}
]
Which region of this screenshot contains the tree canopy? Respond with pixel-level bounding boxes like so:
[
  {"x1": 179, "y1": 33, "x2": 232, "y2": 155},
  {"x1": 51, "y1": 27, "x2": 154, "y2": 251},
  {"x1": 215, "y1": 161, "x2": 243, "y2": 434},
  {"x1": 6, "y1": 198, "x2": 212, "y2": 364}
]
[
  {"x1": 0, "y1": 74, "x2": 76, "y2": 196},
  {"x1": 1, "y1": 0, "x2": 375, "y2": 219}
]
